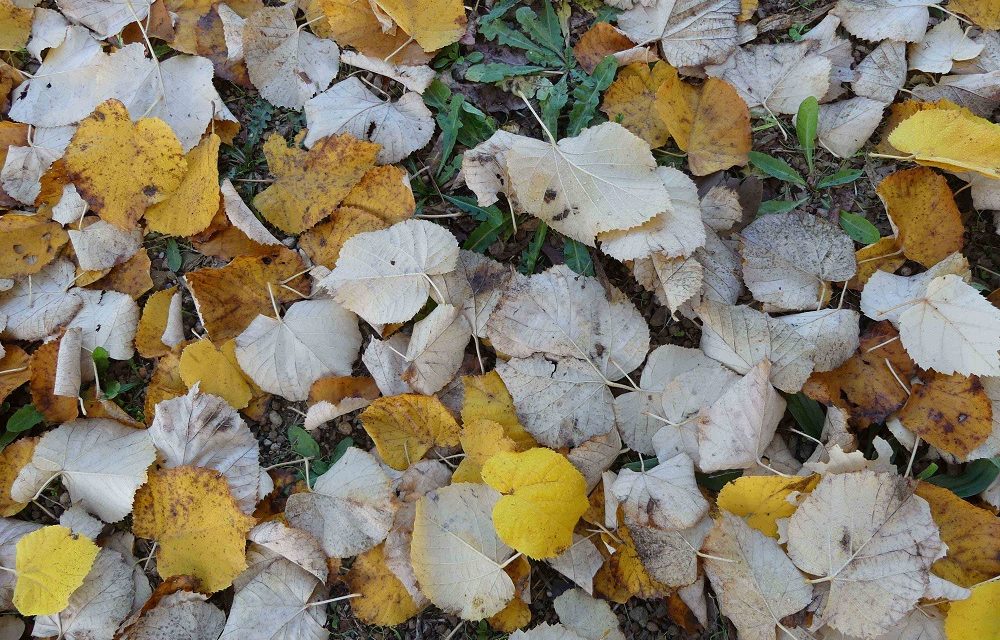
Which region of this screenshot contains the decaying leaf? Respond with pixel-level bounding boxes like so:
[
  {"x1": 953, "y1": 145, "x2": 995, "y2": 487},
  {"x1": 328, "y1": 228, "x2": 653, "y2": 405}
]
[
  {"x1": 219, "y1": 556, "x2": 328, "y2": 640},
  {"x1": 915, "y1": 482, "x2": 1000, "y2": 588},
  {"x1": 909, "y1": 17, "x2": 983, "y2": 74},
  {"x1": 145, "y1": 134, "x2": 221, "y2": 237},
  {"x1": 896, "y1": 372, "x2": 993, "y2": 459},
  {"x1": 179, "y1": 339, "x2": 254, "y2": 410},
  {"x1": 347, "y1": 543, "x2": 422, "y2": 627},
  {"x1": 0, "y1": 215, "x2": 68, "y2": 280},
  {"x1": 610, "y1": 453, "x2": 707, "y2": 530},
  {"x1": 372, "y1": 0, "x2": 466, "y2": 51},
  {"x1": 831, "y1": 0, "x2": 940, "y2": 42},
  {"x1": 716, "y1": 474, "x2": 818, "y2": 538},
  {"x1": 618, "y1": 0, "x2": 740, "y2": 68}
]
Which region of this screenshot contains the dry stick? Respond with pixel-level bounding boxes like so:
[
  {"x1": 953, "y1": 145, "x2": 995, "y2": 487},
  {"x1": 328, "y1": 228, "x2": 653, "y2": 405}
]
[
  {"x1": 383, "y1": 36, "x2": 415, "y2": 63},
  {"x1": 442, "y1": 620, "x2": 465, "y2": 640},
  {"x1": 904, "y1": 436, "x2": 921, "y2": 478},
  {"x1": 304, "y1": 593, "x2": 361, "y2": 608},
  {"x1": 0, "y1": 366, "x2": 28, "y2": 376},
  {"x1": 263, "y1": 456, "x2": 314, "y2": 471},
  {"x1": 864, "y1": 335, "x2": 900, "y2": 353},
  {"x1": 128, "y1": 0, "x2": 165, "y2": 119},
  {"x1": 499, "y1": 552, "x2": 523, "y2": 570},
  {"x1": 856, "y1": 248, "x2": 905, "y2": 264},
  {"x1": 884, "y1": 358, "x2": 911, "y2": 396}
]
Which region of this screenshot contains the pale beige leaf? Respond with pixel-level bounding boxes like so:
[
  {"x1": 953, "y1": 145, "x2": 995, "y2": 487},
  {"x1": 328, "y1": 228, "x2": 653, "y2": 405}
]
[
  {"x1": 553, "y1": 588, "x2": 625, "y2": 640},
  {"x1": 117, "y1": 591, "x2": 224, "y2": 640},
  {"x1": 860, "y1": 252, "x2": 970, "y2": 325},
  {"x1": 700, "y1": 186, "x2": 742, "y2": 232},
  {"x1": 246, "y1": 521, "x2": 328, "y2": 585},
  {"x1": 0, "y1": 260, "x2": 83, "y2": 341},
  {"x1": 629, "y1": 515, "x2": 712, "y2": 588},
  {"x1": 853, "y1": 40, "x2": 907, "y2": 103},
  {"x1": 776, "y1": 309, "x2": 859, "y2": 372},
  {"x1": 402, "y1": 303, "x2": 469, "y2": 394},
  {"x1": 55, "y1": 0, "x2": 150, "y2": 40},
  {"x1": 909, "y1": 18, "x2": 983, "y2": 74},
  {"x1": 705, "y1": 42, "x2": 831, "y2": 114},
  {"x1": 567, "y1": 427, "x2": 622, "y2": 493},
  {"x1": 800, "y1": 15, "x2": 854, "y2": 101},
  {"x1": 67, "y1": 290, "x2": 139, "y2": 361},
  {"x1": 362, "y1": 334, "x2": 412, "y2": 396},
  {"x1": 430, "y1": 249, "x2": 515, "y2": 338},
  {"x1": 510, "y1": 624, "x2": 586, "y2": 640},
  {"x1": 632, "y1": 253, "x2": 703, "y2": 317},
  {"x1": 304, "y1": 397, "x2": 371, "y2": 431},
  {"x1": 831, "y1": 0, "x2": 940, "y2": 42},
  {"x1": 340, "y1": 50, "x2": 436, "y2": 93},
  {"x1": 53, "y1": 326, "x2": 82, "y2": 397},
  {"x1": 220, "y1": 179, "x2": 280, "y2": 246},
  {"x1": 460, "y1": 130, "x2": 526, "y2": 207},
  {"x1": 815, "y1": 97, "x2": 887, "y2": 159},
  {"x1": 220, "y1": 558, "x2": 327, "y2": 640},
  {"x1": 611, "y1": 453, "x2": 708, "y2": 530},
  {"x1": 68, "y1": 220, "x2": 142, "y2": 271},
  {"x1": 546, "y1": 535, "x2": 604, "y2": 595},
  {"x1": 618, "y1": 0, "x2": 739, "y2": 68}
]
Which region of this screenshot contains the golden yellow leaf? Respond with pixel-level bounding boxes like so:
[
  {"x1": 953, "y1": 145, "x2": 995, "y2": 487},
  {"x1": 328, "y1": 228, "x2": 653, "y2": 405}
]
[
  {"x1": 876, "y1": 167, "x2": 964, "y2": 268},
  {"x1": 132, "y1": 466, "x2": 255, "y2": 593},
  {"x1": 949, "y1": 0, "x2": 1000, "y2": 29},
  {"x1": 877, "y1": 99, "x2": 966, "y2": 155},
  {"x1": 183, "y1": 247, "x2": 308, "y2": 341},
  {"x1": 145, "y1": 134, "x2": 221, "y2": 237},
  {"x1": 574, "y1": 22, "x2": 641, "y2": 74},
  {"x1": 888, "y1": 109, "x2": 1000, "y2": 179},
  {"x1": 347, "y1": 543, "x2": 423, "y2": 626},
  {"x1": 253, "y1": 133, "x2": 378, "y2": 234},
  {"x1": 739, "y1": 0, "x2": 758, "y2": 20},
  {"x1": 945, "y1": 581, "x2": 1000, "y2": 640},
  {"x1": 0, "y1": 437, "x2": 36, "y2": 516},
  {"x1": 717, "y1": 475, "x2": 818, "y2": 538},
  {"x1": 308, "y1": 375, "x2": 380, "y2": 405},
  {"x1": 0, "y1": 214, "x2": 68, "y2": 279},
  {"x1": 0, "y1": 0, "x2": 32, "y2": 51},
  {"x1": 144, "y1": 350, "x2": 187, "y2": 425},
  {"x1": 487, "y1": 555, "x2": 531, "y2": 633},
  {"x1": 896, "y1": 372, "x2": 993, "y2": 459},
  {"x1": 87, "y1": 247, "x2": 154, "y2": 298},
  {"x1": 373, "y1": 0, "x2": 466, "y2": 51},
  {"x1": 656, "y1": 77, "x2": 750, "y2": 176},
  {"x1": 601, "y1": 62, "x2": 675, "y2": 147},
  {"x1": 29, "y1": 335, "x2": 79, "y2": 423},
  {"x1": 13, "y1": 525, "x2": 100, "y2": 616},
  {"x1": 359, "y1": 394, "x2": 460, "y2": 470},
  {"x1": 136, "y1": 286, "x2": 179, "y2": 359},
  {"x1": 453, "y1": 419, "x2": 518, "y2": 484},
  {"x1": 848, "y1": 237, "x2": 905, "y2": 290},
  {"x1": 481, "y1": 448, "x2": 589, "y2": 559},
  {"x1": 298, "y1": 208, "x2": 388, "y2": 269},
  {"x1": 461, "y1": 371, "x2": 536, "y2": 450},
  {"x1": 915, "y1": 483, "x2": 1000, "y2": 588},
  {"x1": 64, "y1": 100, "x2": 187, "y2": 229},
  {"x1": 178, "y1": 338, "x2": 253, "y2": 410},
  {"x1": 0, "y1": 346, "x2": 30, "y2": 405},
  {"x1": 313, "y1": 0, "x2": 429, "y2": 63},
  {"x1": 341, "y1": 165, "x2": 416, "y2": 224}
]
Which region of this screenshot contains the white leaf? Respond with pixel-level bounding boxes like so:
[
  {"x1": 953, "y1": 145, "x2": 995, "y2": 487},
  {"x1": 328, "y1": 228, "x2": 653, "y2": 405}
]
[
  {"x1": 703, "y1": 513, "x2": 813, "y2": 640},
  {"x1": 496, "y1": 355, "x2": 615, "y2": 449},
  {"x1": 51, "y1": 184, "x2": 88, "y2": 225},
  {"x1": 739, "y1": 211, "x2": 856, "y2": 312},
  {"x1": 246, "y1": 521, "x2": 329, "y2": 585},
  {"x1": 58, "y1": 505, "x2": 104, "y2": 540},
  {"x1": 777, "y1": 309, "x2": 859, "y2": 372},
  {"x1": 339, "y1": 50, "x2": 436, "y2": 93},
  {"x1": 53, "y1": 326, "x2": 82, "y2": 397},
  {"x1": 611, "y1": 453, "x2": 708, "y2": 530},
  {"x1": 678, "y1": 576, "x2": 708, "y2": 627},
  {"x1": 0, "y1": 260, "x2": 83, "y2": 341},
  {"x1": 800, "y1": 15, "x2": 854, "y2": 101},
  {"x1": 694, "y1": 229, "x2": 743, "y2": 307},
  {"x1": 705, "y1": 41, "x2": 831, "y2": 114},
  {"x1": 362, "y1": 333, "x2": 413, "y2": 396},
  {"x1": 618, "y1": 0, "x2": 740, "y2": 68},
  {"x1": 0, "y1": 519, "x2": 41, "y2": 610},
  {"x1": 149, "y1": 388, "x2": 267, "y2": 514},
  {"x1": 695, "y1": 360, "x2": 786, "y2": 472},
  {"x1": 218, "y1": 4, "x2": 245, "y2": 60},
  {"x1": 510, "y1": 623, "x2": 586, "y2": 640},
  {"x1": 632, "y1": 253, "x2": 703, "y2": 317},
  {"x1": 117, "y1": 591, "x2": 224, "y2": 640},
  {"x1": 284, "y1": 447, "x2": 396, "y2": 558},
  {"x1": 786, "y1": 471, "x2": 943, "y2": 638},
  {"x1": 26, "y1": 8, "x2": 68, "y2": 61},
  {"x1": 830, "y1": 0, "x2": 940, "y2": 42},
  {"x1": 911, "y1": 70, "x2": 1000, "y2": 117},
  {"x1": 506, "y1": 122, "x2": 671, "y2": 246},
  {"x1": 67, "y1": 220, "x2": 142, "y2": 271},
  {"x1": 815, "y1": 97, "x2": 887, "y2": 159},
  {"x1": 546, "y1": 535, "x2": 604, "y2": 595},
  {"x1": 430, "y1": 249, "x2": 514, "y2": 339},
  {"x1": 243, "y1": 3, "x2": 339, "y2": 109},
  {"x1": 304, "y1": 397, "x2": 371, "y2": 431},
  {"x1": 461, "y1": 130, "x2": 526, "y2": 206},
  {"x1": 54, "y1": 0, "x2": 150, "y2": 39},
  {"x1": 11, "y1": 418, "x2": 155, "y2": 522},
  {"x1": 403, "y1": 304, "x2": 470, "y2": 395},
  {"x1": 220, "y1": 558, "x2": 327, "y2": 640},
  {"x1": 235, "y1": 298, "x2": 362, "y2": 401},
  {"x1": 598, "y1": 167, "x2": 706, "y2": 261},
  {"x1": 700, "y1": 186, "x2": 742, "y2": 232},
  {"x1": 220, "y1": 179, "x2": 280, "y2": 246},
  {"x1": 0, "y1": 138, "x2": 63, "y2": 205},
  {"x1": 319, "y1": 219, "x2": 460, "y2": 325},
  {"x1": 161, "y1": 291, "x2": 184, "y2": 349},
  {"x1": 853, "y1": 40, "x2": 907, "y2": 103},
  {"x1": 31, "y1": 549, "x2": 133, "y2": 640},
  {"x1": 410, "y1": 483, "x2": 515, "y2": 620},
  {"x1": 67, "y1": 289, "x2": 140, "y2": 360},
  {"x1": 567, "y1": 427, "x2": 623, "y2": 493},
  {"x1": 553, "y1": 588, "x2": 626, "y2": 640},
  {"x1": 908, "y1": 17, "x2": 983, "y2": 74},
  {"x1": 486, "y1": 264, "x2": 650, "y2": 381},
  {"x1": 697, "y1": 301, "x2": 816, "y2": 393},
  {"x1": 304, "y1": 77, "x2": 434, "y2": 163},
  {"x1": 859, "y1": 252, "x2": 970, "y2": 325}
]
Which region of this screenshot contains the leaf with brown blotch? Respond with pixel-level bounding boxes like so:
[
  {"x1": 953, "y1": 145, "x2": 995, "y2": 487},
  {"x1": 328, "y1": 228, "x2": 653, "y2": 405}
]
[
  {"x1": 0, "y1": 215, "x2": 68, "y2": 280},
  {"x1": 601, "y1": 62, "x2": 675, "y2": 147},
  {"x1": 895, "y1": 372, "x2": 993, "y2": 459},
  {"x1": 915, "y1": 482, "x2": 1000, "y2": 588}
]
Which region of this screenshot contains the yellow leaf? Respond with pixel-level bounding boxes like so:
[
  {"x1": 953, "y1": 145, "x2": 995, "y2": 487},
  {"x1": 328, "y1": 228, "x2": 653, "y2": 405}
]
[
  {"x1": 13, "y1": 525, "x2": 99, "y2": 616},
  {"x1": 178, "y1": 338, "x2": 253, "y2": 410},
  {"x1": 183, "y1": 247, "x2": 308, "y2": 341},
  {"x1": 87, "y1": 247, "x2": 154, "y2": 299},
  {"x1": 0, "y1": 214, "x2": 68, "y2": 279},
  {"x1": 915, "y1": 482, "x2": 1000, "y2": 587},
  {"x1": 876, "y1": 167, "x2": 964, "y2": 268},
  {"x1": 373, "y1": 0, "x2": 467, "y2": 51},
  {"x1": 0, "y1": 0, "x2": 32, "y2": 51},
  {"x1": 132, "y1": 466, "x2": 255, "y2": 592},
  {"x1": 461, "y1": 372, "x2": 536, "y2": 450},
  {"x1": 29, "y1": 335, "x2": 79, "y2": 423},
  {"x1": 0, "y1": 346, "x2": 30, "y2": 405},
  {"x1": 144, "y1": 350, "x2": 187, "y2": 425},
  {"x1": 593, "y1": 522, "x2": 669, "y2": 603},
  {"x1": 888, "y1": 109, "x2": 1000, "y2": 179},
  {"x1": 949, "y1": 0, "x2": 1000, "y2": 29},
  {"x1": 312, "y1": 0, "x2": 430, "y2": 64},
  {"x1": 848, "y1": 237, "x2": 905, "y2": 290},
  {"x1": 359, "y1": 394, "x2": 460, "y2": 470},
  {"x1": 145, "y1": 134, "x2": 221, "y2": 237},
  {"x1": 601, "y1": 62, "x2": 675, "y2": 147},
  {"x1": 64, "y1": 100, "x2": 187, "y2": 229},
  {"x1": 945, "y1": 581, "x2": 1000, "y2": 640},
  {"x1": 453, "y1": 419, "x2": 518, "y2": 484},
  {"x1": 253, "y1": 133, "x2": 378, "y2": 234},
  {"x1": 135, "y1": 287, "x2": 179, "y2": 359},
  {"x1": 896, "y1": 372, "x2": 993, "y2": 459},
  {"x1": 481, "y1": 448, "x2": 589, "y2": 559},
  {"x1": 298, "y1": 208, "x2": 388, "y2": 269},
  {"x1": 717, "y1": 475, "x2": 819, "y2": 538},
  {"x1": 164, "y1": 0, "x2": 262, "y2": 60},
  {"x1": 655, "y1": 77, "x2": 750, "y2": 176},
  {"x1": 341, "y1": 165, "x2": 416, "y2": 225},
  {"x1": 877, "y1": 99, "x2": 966, "y2": 155},
  {"x1": 0, "y1": 437, "x2": 36, "y2": 516},
  {"x1": 347, "y1": 543, "x2": 423, "y2": 626}
]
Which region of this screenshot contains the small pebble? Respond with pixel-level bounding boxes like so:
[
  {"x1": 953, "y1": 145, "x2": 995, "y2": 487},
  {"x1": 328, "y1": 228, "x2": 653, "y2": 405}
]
[
  {"x1": 263, "y1": 439, "x2": 272, "y2": 447},
  {"x1": 337, "y1": 421, "x2": 353, "y2": 435},
  {"x1": 631, "y1": 606, "x2": 649, "y2": 625},
  {"x1": 268, "y1": 411, "x2": 283, "y2": 427},
  {"x1": 646, "y1": 622, "x2": 659, "y2": 633},
  {"x1": 282, "y1": 237, "x2": 296, "y2": 247}
]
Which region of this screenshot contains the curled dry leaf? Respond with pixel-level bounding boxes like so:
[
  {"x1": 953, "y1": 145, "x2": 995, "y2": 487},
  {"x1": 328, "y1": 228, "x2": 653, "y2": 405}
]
[
  {"x1": 339, "y1": 50, "x2": 436, "y2": 93},
  {"x1": 315, "y1": 0, "x2": 428, "y2": 63},
  {"x1": 431, "y1": 249, "x2": 513, "y2": 339},
  {"x1": 29, "y1": 333, "x2": 79, "y2": 423}
]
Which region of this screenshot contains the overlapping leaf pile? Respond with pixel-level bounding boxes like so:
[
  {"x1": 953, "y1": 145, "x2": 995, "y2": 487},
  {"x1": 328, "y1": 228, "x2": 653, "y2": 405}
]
[{"x1": 0, "y1": 0, "x2": 997, "y2": 638}]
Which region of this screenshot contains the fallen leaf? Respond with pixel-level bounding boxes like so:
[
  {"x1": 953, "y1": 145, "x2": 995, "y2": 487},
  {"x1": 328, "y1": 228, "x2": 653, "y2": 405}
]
[
  {"x1": 949, "y1": 0, "x2": 1000, "y2": 29},
  {"x1": 372, "y1": 0, "x2": 466, "y2": 51},
  {"x1": 611, "y1": 453, "x2": 708, "y2": 530},
  {"x1": 359, "y1": 393, "x2": 460, "y2": 470},
  {"x1": 786, "y1": 470, "x2": 943, "y2": 638},
  {"x1": 347, "y1": 543, "x2": 422, "y2": 627},
  {"x1": 909, "y1": 17, "x2": 983, "y2": 74},
  {"x1": 567, "y1": 428, "x2": 623, "y2": 492},
  {"x1": 179, "y1": 339, "x2": 254, "y2": 410},
  {"x1": 0, "y1": 0, "x2": 31, "y2": 51},
  {"x1": 132, "y1": 466, "x2": 256, "y2": 592},
  {"x1": 601, "y1": 62, "x2": 674, "y2": 147},
  {"x1": 402, "y1": 304, "x2": 470, "y2": 394},
  {"x1": 0, "y1": 439, "x2": 35, "y2": 517},
  {"x1": 12, "y1": 418, "x2": 155, "y2": 522},
  {"x1": 0, "y1": 214, "x2": 68, "y2": 279},
  {"x1": 243, "y1": 3, "x2": 339, "y2": 109},
  {"x1": 553, "y1": 588, "x2": 625, "y2": 640},
  {"x1": 506, "y1": 122, "x2": 671, "y2": 246},
  {"x1": 815, "y1": 97, "x2": 887, "y2": 158},
  {"x1": 0, "y1": 346, "x2": 30, "y2": 404},
  {"x1": 876, "y1": 167, "x2": 964, "y2": 268},
  {"x1": 244, "y1": 521, "x2": 328, "y2": 585},
  {"x1": 593, "y1": 521, "x2": 670, "y2": 603},
  {"x1": 716, "y1": 475, "x2": 818, "y2": 538},
  {"x1": 888, "y1": 109, "x2": 1000, "y2": 179},
  {"x1": 896, "y1": 372, "x2": 992, "y2": 459},
  {"x1": 574, "y1": 22, "x2": 653, "y2": 74},
  {"x1": 66, "y1": 289, "x2": 140, "y2": 361},
  {"x1": 945, "y1": 581, "x2": 1000, "y2": 640},
  {"x1": 304, "y1": 77, "x2": 435, "y2": 163},
  {"x1": 219, "y1": 556, "x2": 327, "y2": 640},
  {"x1": 319, "y1": 219, "x2": 459, "y2": 325},
  {"x1": 852, "y1": 40, "x2": 907, "y2": 103},
  {"x1": 339, "y1": 50, "x2": 436, "y2": 93},
  {"x1": 13, "y1": 525, "x2": 99, "y2": 616},
  {"x1": 482, "y1": 447, "x2": 589, "y2": 559},
  {"x1": 462, "y1": 371, "x2": 535, "y2": 449},
  {"x1": 831, "y1": 0, "x2": 940, "y2": 42},
  {"x1": 145, "y1": 134, "x2": 221, "y2": 237},
  {"x1": 410, "y1": 483, "x2": 515, "y2": 620},
  {"x1": 135, "y1": 287, "x2": 182, "y2": 359},
  {"x1": 776, "y1": 309, "x2": 860, "y2": 372},
  {"x1": 253, "y1": 132, "x2": 378, "y2": 234},
  {"x1": 618, "y1": 0, "x2": 739, "y2": 68},
  {"x1": 915, "y1": 482, "x2": 1000, "y2": 588},
  {"x1": 547, "y1": 535, "x2": 604, "y2": 596},
  {"x1": 62, "y1": 100, "x2": 186, "y2": 229},
  {"x1": 849, "y1": 237, "x2": 906, "y2": 290},
  {"x1": 285, "y1": 447, "x2": 395, "y2": 557},
  {"x1": 702, "y1": 513, "x2": 812, "y2": 640},
  {"x1": 314, "y1": 0, "x2": 429, "y2": 64},
  {"x1": 117, "y1": 590, "x2": 225, "y2": 640},
  {"x1": 28, "y1": 334, "x2": 78, "y2": 423}
]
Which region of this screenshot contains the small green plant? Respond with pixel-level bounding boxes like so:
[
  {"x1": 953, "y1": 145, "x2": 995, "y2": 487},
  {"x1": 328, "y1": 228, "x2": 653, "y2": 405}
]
[
  {"x1": 0, "y1": 404, "x2": 43, "y2": 449},
  {"x1": 288, "y1": 425, "x2": 355, "y2": 484}
]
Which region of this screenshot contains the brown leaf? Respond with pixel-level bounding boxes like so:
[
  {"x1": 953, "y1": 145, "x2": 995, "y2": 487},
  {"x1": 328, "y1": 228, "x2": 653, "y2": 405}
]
[{"x1": 29, "y1": 335, "x2": 79, "y2": 423}]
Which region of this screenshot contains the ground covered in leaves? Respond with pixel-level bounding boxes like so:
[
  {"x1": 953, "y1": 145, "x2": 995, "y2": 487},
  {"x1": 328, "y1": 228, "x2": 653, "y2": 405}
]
[{"x1": 0, "y1": 0, "x2": 998, "y2": 639}]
